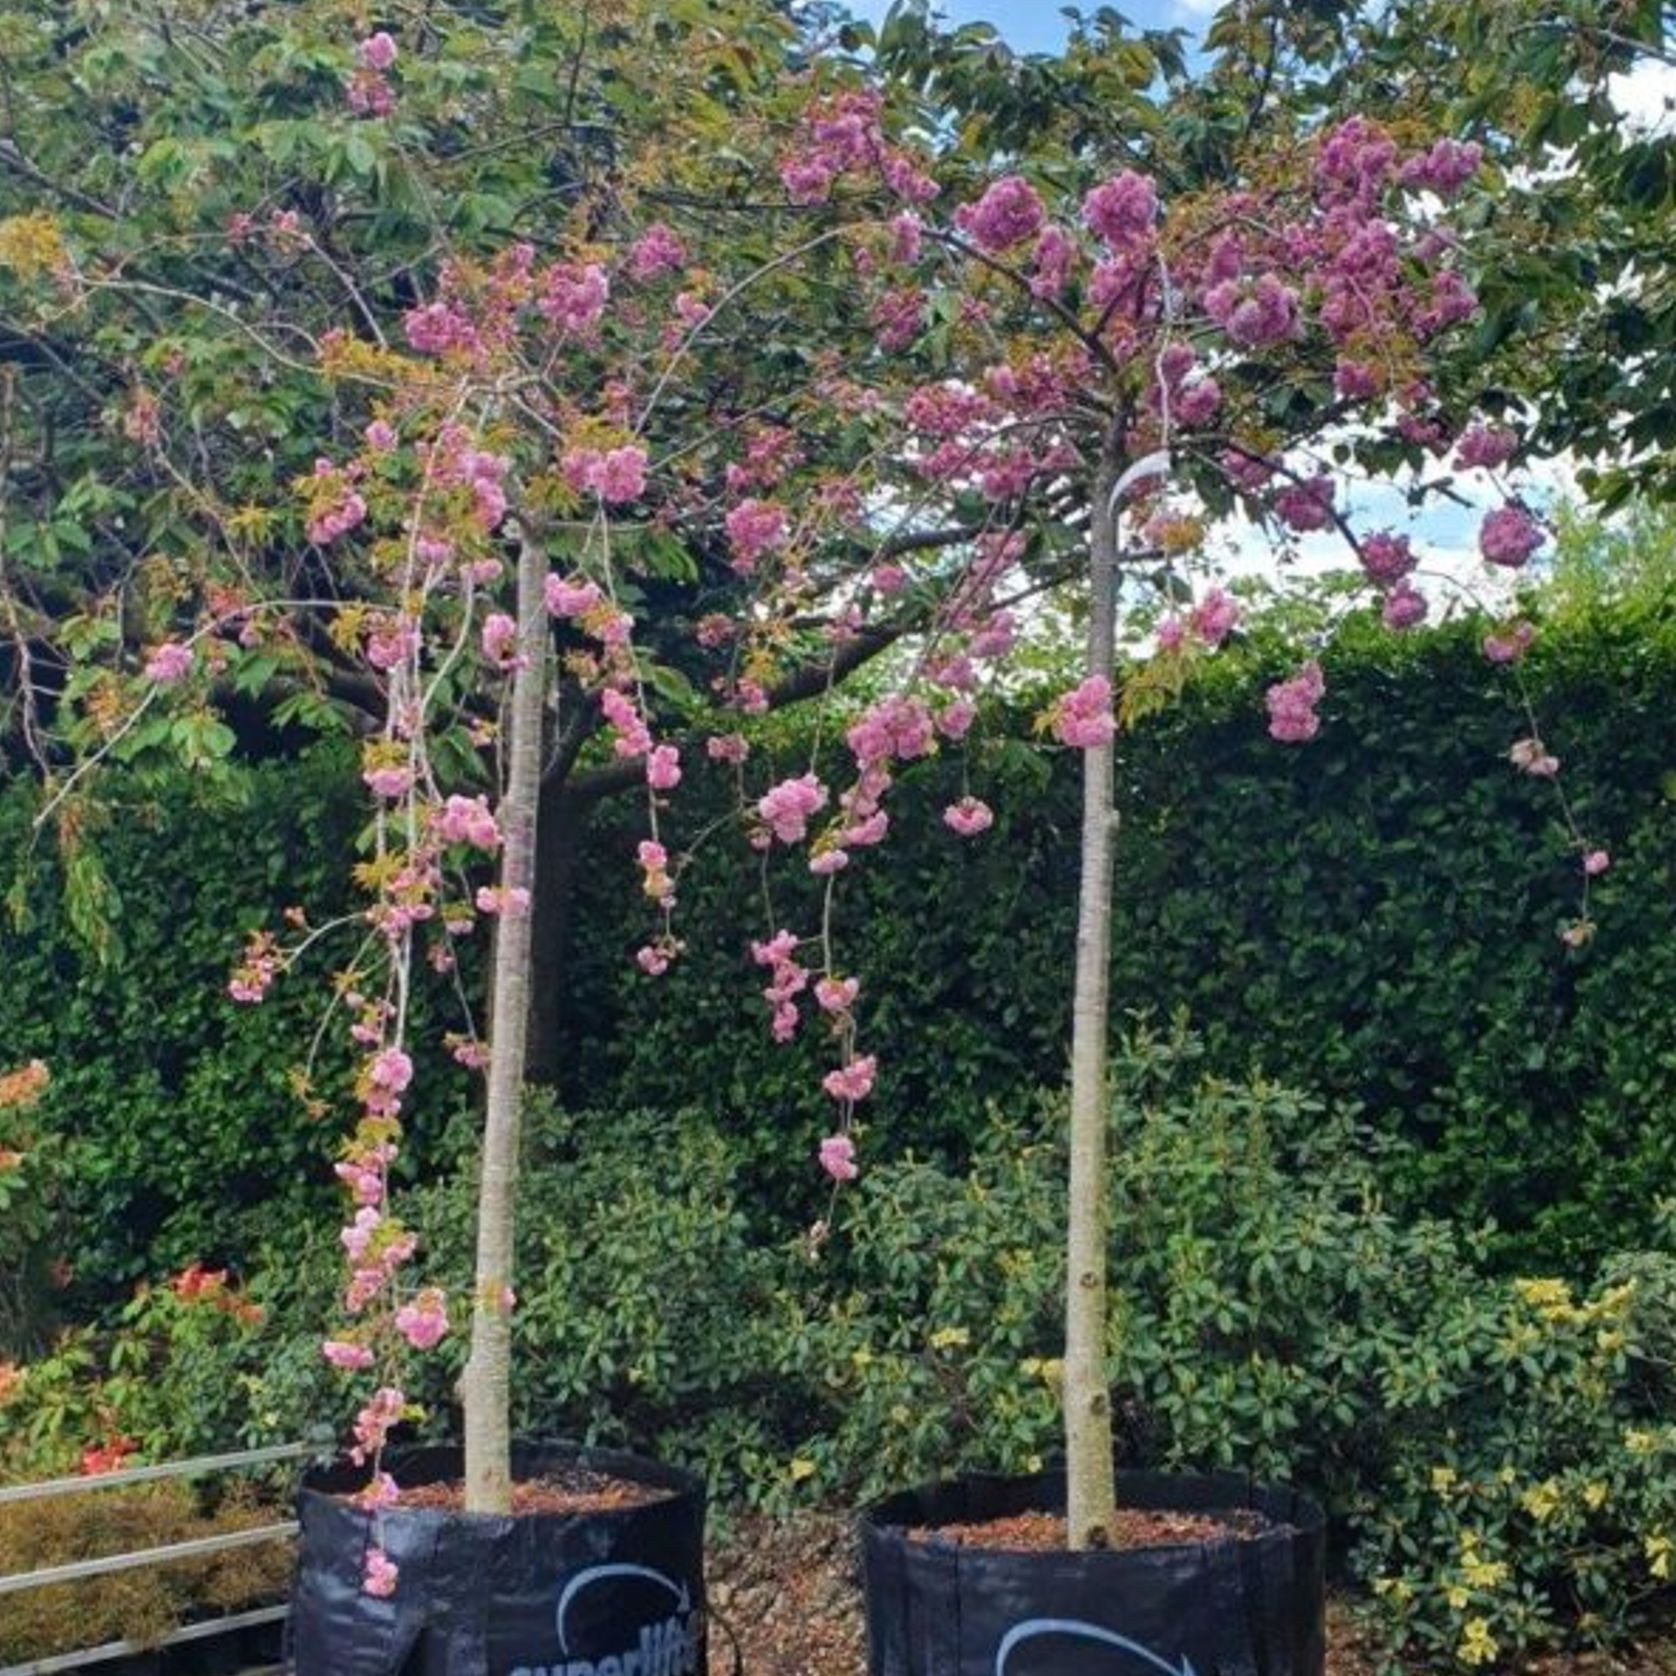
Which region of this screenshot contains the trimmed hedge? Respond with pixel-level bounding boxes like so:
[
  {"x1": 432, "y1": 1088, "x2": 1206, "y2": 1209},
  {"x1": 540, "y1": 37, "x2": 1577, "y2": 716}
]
[
  {"x1": 0, "y1": 747, "x2": 478, "y2": 1298},
  {"x1": 560, "y1": 598, "x2": 1676, "y2": 1269},
  {"x1": 2, "y1": 587, "x2": 1672, "y2": 1291}
]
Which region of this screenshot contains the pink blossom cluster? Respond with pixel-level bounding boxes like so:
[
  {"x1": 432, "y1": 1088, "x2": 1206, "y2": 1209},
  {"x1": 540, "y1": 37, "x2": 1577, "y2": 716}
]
[
  {"x1": 601, "y1": 688, "x2": 653, "y2": 759},
  {"x1": 350, "y1": 1386, "x2": 406, "y2": 1466},
  {"x1": 1082, "y1": 172, "x2": 1157, "y2": 250},
  {"x1": 394, "y1": 1288, "x2": 449, "y2": 1351},
  {"x1": 364, "y1": 618, "x2": 420, "y2": 673},
  {"x1": 1052, "y1": 676, "x2": 1114, "y2": 749},
  {"x1": 425, "y1": 427, "x2": 511, "y2": 533},
  {"x1": 819, "y1": 1133, "x2": 858, "y2": 1182},
  {"x1": 432, "y1": 796, "x2": 501, "y2": 851},
  {"x1": 1479, "y1": 503, "x2": 1544, "y2": 568},
  {"x1": 1266, "y1": 661, "x2": 1326, "y2": 743},
  {"x1": 538, "y1": 262, "x2": 610, "y2": 338},
  {"x1": 1204, "y1": 273, "x2": 1300, "y2": 350},
  {"x1": 305, "y1": 460, "x2": 369, "y2": 546},
  {"x1": 823, "y1": 1054, "x2": 876, "y2": 1104},
  {"x1": 628, "y1": 223, "x2": 686, "y2": 282},
  {"x1": 1360, "y1": 531, "x2": 1418, "y2": 586},
  {"x1": 1381, "y1": 580, "x2": 1429, "y2": 631},
  {"x1": 145, "y1": 641, "x2": 194, "y2": 684},
  {"x1": 955, "y1": 176, "x2": 1045, "y2": 253},
  {"x1": 1273, "y1": 474, "x2": 1336, "y2": 533},
  {"x1": 1399, "y1": 138, "x2": 1483, "y2": 198},
  {"x1": 473, "y1": 614, "x2": 519, "y2": 673},
  {"x1": 779, "y1": 89, "x2": 934, "y2": 207},
  {"x1": 564, "y1": 444, "x2": 648, "y2": 505},
  {"x1": 758, "y1": 773, "x2": 828, "y2": 844},
  {"x1": 873, "y1": 287, "x2": 927, "y2": 352},
  {"x1": 753, "y1": 929, "x2": 809, "y2": 1042},
  {"x1": 1455, "y1": 423, "x2": 1518, "y2": 471},
  {"x1": 726, "y1": 499, "x2": 789, "y2": 573},
  {"x1": 943, "y1": 796, "x2": 994, "y2": 837},
  {"x1": 1483, "y1": 620, "x2": 1536, "y2": 664},
  {"x1": 848, "y1": 695, "x2": 936, "y2": 771},
  {"x1": 347, "y1": 33, "x2": 398, "y2": 117},
  {"x1": 228, "y1": 930, "x2": 280, "y2": 1004}
]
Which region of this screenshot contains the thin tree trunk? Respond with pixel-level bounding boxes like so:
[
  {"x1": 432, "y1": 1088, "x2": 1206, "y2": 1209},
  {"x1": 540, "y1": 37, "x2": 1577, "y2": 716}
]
[
  {"x1": 1064, "y1": 442, "x2": 1121, "y2": 1549},
  {"x1": 461, "y1": 528, "x2": 547, "y2": 1514}
]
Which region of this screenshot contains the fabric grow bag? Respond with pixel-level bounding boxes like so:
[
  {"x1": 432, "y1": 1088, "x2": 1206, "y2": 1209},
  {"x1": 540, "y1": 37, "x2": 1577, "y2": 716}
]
[
  {"x1": 862, "y1": 1468, "x2": 1325, "y2": 1676},
  {"x1": 289, "y1": 1442, "x2": 705, "y2": 1676}
]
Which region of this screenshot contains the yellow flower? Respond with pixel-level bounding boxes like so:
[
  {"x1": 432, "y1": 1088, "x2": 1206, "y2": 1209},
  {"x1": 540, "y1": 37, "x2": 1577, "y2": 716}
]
[
  {"x1": 1446, "y1": 1585, "x2": 1471, "y2": 1611},
  {"x1": 1432, "y1": 1466, "x2": 1459, "y2": 1493},
  {"x1": 1597, "y1": 1329, "x2": 1626, "y2": 1354},
  {"x1": 1625, "y1": 1430, "x2": 1659, "y2": 1456},
  {"x1": 1462, "y1": 1556, "x2": 1509, "y2": 1590},
  {"x1": 1583, "y1": 1482, "x2": 1608, "y2": 1511},
  {"x1": 1648, "y1": 1534, "x2": 1672, "y2": 1582},
  {"x1": 929, "y1": 1326, "x2": 970, "y2": 1351},
  {"x1": 1458, "y1": 1618, "x2": 1499, "y2": 1667},
  {"x1": 1521, "y1": 1479, "x2": 1561, "y2": 1522},
  {"x1": 788, "y1": 1457, "x2": 817, "y2": 1483}
]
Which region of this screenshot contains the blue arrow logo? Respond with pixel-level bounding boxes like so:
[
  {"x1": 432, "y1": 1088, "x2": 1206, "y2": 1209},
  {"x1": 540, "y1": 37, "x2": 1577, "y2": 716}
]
[
  {"x1": 555, "y1": 1563, "x2": 692, "y2": 1656},
  {"x1": 996, "y1": 1618, "x2": 1198, "y2": 1676}
]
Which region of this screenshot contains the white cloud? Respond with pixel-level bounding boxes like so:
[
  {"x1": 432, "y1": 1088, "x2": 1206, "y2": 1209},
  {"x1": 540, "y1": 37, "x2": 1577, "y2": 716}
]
[{"x1": 1610, "y1": 59, "x2": 1676, "y2": 136}]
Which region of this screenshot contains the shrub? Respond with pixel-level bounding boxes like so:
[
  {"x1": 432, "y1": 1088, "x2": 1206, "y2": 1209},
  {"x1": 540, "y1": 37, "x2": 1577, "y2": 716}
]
[
  {"x1": 782, "y1": 1027, "x2": 1676, "y2": 1667},
  {"x1": 0, "y1": 1480, "x2": 291, "y2": 1664}
]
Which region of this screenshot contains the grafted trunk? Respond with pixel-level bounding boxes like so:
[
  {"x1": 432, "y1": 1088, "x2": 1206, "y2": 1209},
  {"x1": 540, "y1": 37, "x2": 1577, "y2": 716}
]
[
  {"x1": 1064, "y1": 444, "x2": 1121, "y2": 1549},
  {"x1": 461, "y1": 529, "x2": 547, "y2": 1514}
]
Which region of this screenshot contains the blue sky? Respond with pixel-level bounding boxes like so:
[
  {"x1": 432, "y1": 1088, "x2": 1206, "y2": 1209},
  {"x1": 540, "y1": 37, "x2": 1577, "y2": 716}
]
[{"x1": 847, "y1": 0, "x2": 1218, "y2": 53}]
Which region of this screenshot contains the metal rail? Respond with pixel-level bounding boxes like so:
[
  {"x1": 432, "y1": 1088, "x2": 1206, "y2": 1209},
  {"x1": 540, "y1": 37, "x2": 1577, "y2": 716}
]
[
  {"x1": 0, "y1": 1519, "x2": 299, "y2": 1596},
  {"x1": 0, "y1": 1441, "x2": 312, "y2": 1506},
  {"x1": 0, "y1": 1604, "x2": 289, "y2": 1676},
  {"x1": 0, "y1": 1443, "x2": 305, "y2": 1670}
]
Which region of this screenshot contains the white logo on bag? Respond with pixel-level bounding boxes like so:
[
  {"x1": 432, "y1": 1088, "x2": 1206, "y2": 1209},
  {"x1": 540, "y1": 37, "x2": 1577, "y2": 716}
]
[
  {"x1": 996, "y1": 1618, "x2": 1198, "y2": 1676},
  {"x1": 507, "y1": 1563, "x2": 701, "y2": 1676}
]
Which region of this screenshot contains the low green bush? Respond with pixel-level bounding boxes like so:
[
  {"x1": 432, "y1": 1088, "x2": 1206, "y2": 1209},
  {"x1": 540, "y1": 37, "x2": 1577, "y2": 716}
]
[{"x1": 7, "y1": 1039, "x2": 1672, "y2": 1668}]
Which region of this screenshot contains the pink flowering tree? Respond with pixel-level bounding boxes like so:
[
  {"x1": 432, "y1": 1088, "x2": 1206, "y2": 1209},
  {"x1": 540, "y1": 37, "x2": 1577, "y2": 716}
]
[{"x1": 0, "y1": 0, "x2": 1613, "y2": 1582}]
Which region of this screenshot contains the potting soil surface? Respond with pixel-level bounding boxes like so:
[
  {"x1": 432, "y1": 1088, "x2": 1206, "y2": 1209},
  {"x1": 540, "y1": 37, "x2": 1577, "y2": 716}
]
[
  {"x1": 378, "y1": 1464, "x2": 673, "y2": 1516},
  {"x1": 905, "y1": 1505, "x2": 1272, "y2": 1551}
]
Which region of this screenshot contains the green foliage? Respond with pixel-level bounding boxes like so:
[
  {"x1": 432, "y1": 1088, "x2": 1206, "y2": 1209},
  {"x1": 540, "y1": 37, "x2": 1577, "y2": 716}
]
[
  {"x1": 0, "y1": 744, "x2": 476, "y2": 1299},
  {"x1": 562, "y1": 587, "x2": 1676, "y2": 1270},
  {"x1": 10, "y1": 1036, "x2": 1669, "y2": 1668},
  {"x1": 794, "y1": 1028, "x2": 1676, "y2": 1670}
]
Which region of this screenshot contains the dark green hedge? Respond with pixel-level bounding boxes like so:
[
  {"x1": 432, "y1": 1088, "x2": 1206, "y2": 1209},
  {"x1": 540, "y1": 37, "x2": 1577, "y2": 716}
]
[
  {"x1": 4, "y1": 590, "x2": 1671, "y2": 1294},
  {"x1": 560, "y1": 598, "x2": 1676, "y2": 1269},
  {"x1": 0, "y1": 747, "x2": 477, "y2": 1298}
]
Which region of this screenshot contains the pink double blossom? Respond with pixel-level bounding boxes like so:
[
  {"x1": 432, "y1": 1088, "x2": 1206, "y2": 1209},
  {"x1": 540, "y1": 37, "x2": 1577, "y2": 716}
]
[
  {"x1": 819, "y1": 1134, "x2": 859, "y2": 1182},
  {"x1": 943, "y1": 797, "x2": 994, "y2": 837},
  {"x1": 823, "y1": 1055, "x2": 877, "y2": 1104},
  {"x1": 1265, "y1": 661, "x2": 1326, "y2": 743},
  {"x1": 1052, "y1": 676, "x2": 1115, "y2": 749},
  {"x1": 758, "y1": 774, "x2": 828, "y2": 844}
]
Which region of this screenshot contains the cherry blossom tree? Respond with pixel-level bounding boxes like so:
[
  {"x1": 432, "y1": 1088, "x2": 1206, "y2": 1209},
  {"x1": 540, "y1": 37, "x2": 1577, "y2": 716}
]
[{"x1": 0, "y1": 0, "x2": 1611, "y2": 1584}]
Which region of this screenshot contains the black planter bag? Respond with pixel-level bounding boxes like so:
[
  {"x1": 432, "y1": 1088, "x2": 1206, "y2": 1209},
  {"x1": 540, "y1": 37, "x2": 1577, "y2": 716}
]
[
  {"x1": 862, "y1": 1469, "x2": 1325, "y2": 1676},
  {"x1": 289, "y1": 1442, "x2": 705, "y2": 1676}
]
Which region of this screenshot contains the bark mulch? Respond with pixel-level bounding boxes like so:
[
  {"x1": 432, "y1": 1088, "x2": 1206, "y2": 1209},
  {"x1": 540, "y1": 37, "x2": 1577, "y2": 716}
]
[{"x1": 707, "y1": 1512, "x2": 1676, "y2": 1676}]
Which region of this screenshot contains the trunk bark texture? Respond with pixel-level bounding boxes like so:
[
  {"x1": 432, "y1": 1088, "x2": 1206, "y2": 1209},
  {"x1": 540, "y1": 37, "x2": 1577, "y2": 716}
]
[
  {"x1": 461, "y1": 529, "x2": 547, "y2": 1513},
  {"x1": 1064, "y1": 443, "x2": 1122, "y2": 1549}
]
